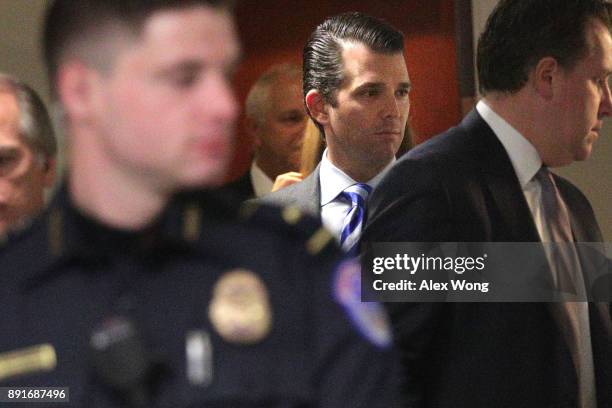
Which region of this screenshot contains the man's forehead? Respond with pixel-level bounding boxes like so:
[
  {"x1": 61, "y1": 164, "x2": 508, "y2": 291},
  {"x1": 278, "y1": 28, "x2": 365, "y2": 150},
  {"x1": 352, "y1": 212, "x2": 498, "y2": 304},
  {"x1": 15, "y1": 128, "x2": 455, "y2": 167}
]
[
  {"x1": 339, "y1": 44, "x2": 408, "y2": 86},
  {"x1": 140, "y1": 6, "x2": 236, "y2": 47},
  {"x1": 0, "y1": 91, "x2": 19, "y2": 127},
  {"x1": 65, "y1": 6, "x2": 239, "y2": 71},
  {"x1": 268, "y1": 76, "x2": 301, "y2": 99},
  {"x1": 581, "y1": 18, "x2": 612, "y2": 71}
]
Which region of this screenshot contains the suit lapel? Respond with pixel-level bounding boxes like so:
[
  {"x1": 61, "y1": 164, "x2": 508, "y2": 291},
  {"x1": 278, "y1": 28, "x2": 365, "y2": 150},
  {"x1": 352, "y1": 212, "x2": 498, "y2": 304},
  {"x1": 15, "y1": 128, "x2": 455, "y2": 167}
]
[
  {"x1": 462, "y1": 111, "x2": 541, "y2": 242},
  {"x1": 300, "y1": 164, "x2": 323, "y2": 218}
]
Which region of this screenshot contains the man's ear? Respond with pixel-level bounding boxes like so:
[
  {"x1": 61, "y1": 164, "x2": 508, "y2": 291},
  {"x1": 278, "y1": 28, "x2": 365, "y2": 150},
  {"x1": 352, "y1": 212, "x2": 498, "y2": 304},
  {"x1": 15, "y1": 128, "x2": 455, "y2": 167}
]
[
  {"x1": 56, "y1": 60, "x2": 102, "y2": 123},
  {"x1": 305, "y1": 89, "x2": 329, "y2": 126},
  {"x1": 245, "y1": 116, "x2": 262, "y2": 147},
  {"x1": 532, "y1": 57, "x2": 558, "y2": 100}
]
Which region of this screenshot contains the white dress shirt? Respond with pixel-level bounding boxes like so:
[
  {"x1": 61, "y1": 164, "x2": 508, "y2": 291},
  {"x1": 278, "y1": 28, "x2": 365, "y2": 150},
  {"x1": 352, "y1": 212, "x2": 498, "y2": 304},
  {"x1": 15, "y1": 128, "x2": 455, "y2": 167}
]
[
  {"x1": 319, "y1": 149, "x2": 395, "y2": 241},
  {"x1": 476, "y1": 100, "x2": 553, "y2": 242},
  {"x1": 250, "y1": 161, "x2": 274, "y2": 198}
]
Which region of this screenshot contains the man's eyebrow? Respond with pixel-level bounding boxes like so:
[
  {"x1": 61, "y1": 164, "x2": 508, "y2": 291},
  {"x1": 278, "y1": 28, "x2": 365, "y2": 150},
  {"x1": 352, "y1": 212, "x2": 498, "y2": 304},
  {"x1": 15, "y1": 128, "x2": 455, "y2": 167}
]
[
  {"x1": 354, "y1": 81, "x2": 412, "y2": 91},
  {"x1": 155, "y1": 60, "x2": 203, "y2": 77},
  {"x1": 0, "y1": 146, "x2": 19, "y2": 155},
  {"x1": 353, "y1": 82, "x2": 385, "y2": 91},
  {"x1": 398, "y1": 81, "x2": 412, "y2": 90}
]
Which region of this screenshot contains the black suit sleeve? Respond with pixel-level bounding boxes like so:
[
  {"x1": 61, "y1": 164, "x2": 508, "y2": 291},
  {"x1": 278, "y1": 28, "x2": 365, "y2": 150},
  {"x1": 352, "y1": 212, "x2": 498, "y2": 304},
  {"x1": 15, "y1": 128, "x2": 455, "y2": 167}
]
[{"x1": 363, "y1": 158, "x2": 452, "y2": 407}]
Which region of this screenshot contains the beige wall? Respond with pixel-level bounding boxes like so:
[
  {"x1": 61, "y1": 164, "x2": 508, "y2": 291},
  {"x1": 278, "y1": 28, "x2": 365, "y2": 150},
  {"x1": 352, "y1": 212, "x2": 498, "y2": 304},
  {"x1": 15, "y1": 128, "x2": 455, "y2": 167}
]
[
  {"x1": 472, "y1": 0, "x2": 612, "y2": 241},
  {"x1": 0, "y1": 0, "x2": 49, "y2": 98},
  {"x1": 0, "y1": 0, "x2": 64, "y2": 189}
]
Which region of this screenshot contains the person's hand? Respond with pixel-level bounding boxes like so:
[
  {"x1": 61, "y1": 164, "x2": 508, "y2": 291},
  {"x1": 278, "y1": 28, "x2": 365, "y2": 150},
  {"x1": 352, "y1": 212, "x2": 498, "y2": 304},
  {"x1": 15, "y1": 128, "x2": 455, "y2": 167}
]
[{"x1": 272, "y1": 172, "x2": 303, "y2": 192}]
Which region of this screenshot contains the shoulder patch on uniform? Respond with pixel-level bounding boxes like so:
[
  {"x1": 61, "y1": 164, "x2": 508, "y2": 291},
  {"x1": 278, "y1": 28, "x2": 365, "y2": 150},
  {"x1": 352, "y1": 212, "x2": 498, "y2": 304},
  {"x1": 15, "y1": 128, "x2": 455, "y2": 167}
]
[{"x1": 333, "y1": 258, "x2": 392, "y2": 349}]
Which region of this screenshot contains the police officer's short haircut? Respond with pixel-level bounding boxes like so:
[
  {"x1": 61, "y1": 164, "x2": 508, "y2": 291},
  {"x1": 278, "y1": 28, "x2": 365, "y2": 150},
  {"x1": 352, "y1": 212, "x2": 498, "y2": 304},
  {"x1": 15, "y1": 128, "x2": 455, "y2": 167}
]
[
  {"x1": 303, "y1": 12, "x2": 404, "y2": 133},
  {"x1": 0, "y1": 73, "x2": 57, "y2": 165},
  {"x1": 245, "y1": 63, "x2": 302, "y2": 125},
  {"x1": 477, "y1": 0, "x2": 612, "y2": 95},
  {"x1": 43, "y1": 0, "x2": 236, "y2": 98}
]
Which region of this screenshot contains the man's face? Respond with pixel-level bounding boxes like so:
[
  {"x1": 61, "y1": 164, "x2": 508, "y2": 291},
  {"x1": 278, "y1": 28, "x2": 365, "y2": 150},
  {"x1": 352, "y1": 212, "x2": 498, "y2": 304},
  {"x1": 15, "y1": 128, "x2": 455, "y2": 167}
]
[
  {"x1": 0, "y1": 91, "x2": 53, "y2": 234},
  {"x1": 550, "y1": 18, "x2": 612, "y2": 166},
  {"x1": 254, "y1": 75, "x2": 306, "y2": 172},
  {"x1": 87, "y1": 6, "x2": 240, "y2": 191},
  {"x1": 322, "y1": 42, "x2": 410, "y2": 174}
]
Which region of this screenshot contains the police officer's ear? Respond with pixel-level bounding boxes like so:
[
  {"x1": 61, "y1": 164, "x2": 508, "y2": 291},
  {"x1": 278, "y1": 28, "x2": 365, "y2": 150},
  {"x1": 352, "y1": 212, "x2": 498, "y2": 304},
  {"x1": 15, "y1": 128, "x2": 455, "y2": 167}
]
[
  {"x1": 305, "y1": 89, "x2": 329, "y2": 126},
  {"x1": 56, "y1": 61, "x2": 105, "y2": 125}
]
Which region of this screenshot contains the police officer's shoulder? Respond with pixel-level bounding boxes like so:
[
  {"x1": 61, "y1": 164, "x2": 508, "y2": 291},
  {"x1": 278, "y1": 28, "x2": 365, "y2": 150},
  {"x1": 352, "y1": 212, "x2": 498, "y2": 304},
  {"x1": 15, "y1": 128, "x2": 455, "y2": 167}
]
[
  {"x1": 175, "y1": 189, "x2": 338, "y2": 256},
  {"x1": 172, "y1": 188, "x2": 338, "y2": 258},
  {"x1": 237, "y1": 200, "x2": 337, "y2": 257},
  {"x1": 0, "y1": 206, "x2": 56, "y2": 286}
]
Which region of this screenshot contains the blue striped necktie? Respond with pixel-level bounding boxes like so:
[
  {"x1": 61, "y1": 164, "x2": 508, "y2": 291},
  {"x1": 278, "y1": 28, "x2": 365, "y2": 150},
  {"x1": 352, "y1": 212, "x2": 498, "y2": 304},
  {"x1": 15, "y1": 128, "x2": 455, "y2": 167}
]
[{"x1": 339, "y1": 183, "x2": 372, "y2": 255}]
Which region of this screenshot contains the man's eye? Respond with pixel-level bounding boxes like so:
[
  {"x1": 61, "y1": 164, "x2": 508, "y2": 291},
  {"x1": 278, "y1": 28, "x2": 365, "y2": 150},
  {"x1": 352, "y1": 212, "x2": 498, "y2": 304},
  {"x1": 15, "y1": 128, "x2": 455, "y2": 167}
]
[
  {"x1": 396, "y1": 89, "x2": 410, "y2": 98},
  {"x1": 171, "y1": 73, "x2": 198, "y2": 88},
  {"x1": 281, "y1": 114, "x2": 305, "y2": 124},
  {"x1": 0, "y1": 154, "x2": 18, "y2": 175},
  {"x1": 0, "y1": 155, "x2": 16, "y2": 166}
]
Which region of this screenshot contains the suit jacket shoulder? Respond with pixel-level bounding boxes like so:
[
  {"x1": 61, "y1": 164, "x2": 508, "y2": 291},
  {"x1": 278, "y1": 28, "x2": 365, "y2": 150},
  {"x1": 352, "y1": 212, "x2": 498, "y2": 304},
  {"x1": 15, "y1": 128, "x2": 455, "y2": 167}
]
[{"x1": 253, "y1": 164, "x2": 322, "y2": 218}]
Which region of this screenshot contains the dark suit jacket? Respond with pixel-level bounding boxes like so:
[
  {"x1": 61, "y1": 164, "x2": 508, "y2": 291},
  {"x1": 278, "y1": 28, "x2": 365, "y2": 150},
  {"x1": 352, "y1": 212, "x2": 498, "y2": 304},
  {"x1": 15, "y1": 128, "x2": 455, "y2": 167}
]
[
  {"x1": 256, "y1": 164, "x2": 322, "y2": 218},
  {"x1": 222, "y1": 171, "x2": 256, "y2": 202},
  {"x1": 363, "y1": 110, "x2": 612, "y2": 408}
]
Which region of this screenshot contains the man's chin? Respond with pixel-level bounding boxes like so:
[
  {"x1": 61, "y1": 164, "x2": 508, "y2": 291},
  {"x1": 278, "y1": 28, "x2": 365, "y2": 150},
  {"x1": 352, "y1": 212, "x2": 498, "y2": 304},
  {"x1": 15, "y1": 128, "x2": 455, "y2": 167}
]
[{"x1": 181, "y1": 169, "x2": 227, "y2": 190}]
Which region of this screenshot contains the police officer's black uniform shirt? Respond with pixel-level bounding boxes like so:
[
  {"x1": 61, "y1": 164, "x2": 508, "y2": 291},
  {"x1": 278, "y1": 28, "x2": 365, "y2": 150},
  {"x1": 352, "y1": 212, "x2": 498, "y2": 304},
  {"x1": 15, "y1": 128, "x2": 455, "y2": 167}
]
[{"x1": 0, "y1": 185, "x2": 400, "y2": 407}]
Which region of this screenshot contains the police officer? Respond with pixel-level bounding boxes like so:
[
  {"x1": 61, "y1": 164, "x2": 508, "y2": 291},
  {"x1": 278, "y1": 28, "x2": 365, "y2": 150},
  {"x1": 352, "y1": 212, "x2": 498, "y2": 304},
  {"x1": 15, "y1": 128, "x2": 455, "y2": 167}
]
[{"x1": 0, "y1": 1, "x2": 399, "y2": 407}]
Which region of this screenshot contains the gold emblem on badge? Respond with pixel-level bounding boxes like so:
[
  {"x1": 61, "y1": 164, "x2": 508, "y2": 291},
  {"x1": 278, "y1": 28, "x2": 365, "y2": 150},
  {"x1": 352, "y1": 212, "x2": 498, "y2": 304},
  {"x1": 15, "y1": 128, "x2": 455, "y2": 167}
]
[{"x1": 208, "y1": 269, "x2": 272, "y2": 344}]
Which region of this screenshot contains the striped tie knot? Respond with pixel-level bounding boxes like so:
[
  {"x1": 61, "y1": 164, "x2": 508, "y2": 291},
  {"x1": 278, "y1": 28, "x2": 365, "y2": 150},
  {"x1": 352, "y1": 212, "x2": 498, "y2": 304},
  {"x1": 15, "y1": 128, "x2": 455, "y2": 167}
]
[
  {"x1": 339, "y1": 183, "x2": 372, "y2": 255},
  {"x1": 340, "y1": 183, "x2": 372, "y2": 208}
]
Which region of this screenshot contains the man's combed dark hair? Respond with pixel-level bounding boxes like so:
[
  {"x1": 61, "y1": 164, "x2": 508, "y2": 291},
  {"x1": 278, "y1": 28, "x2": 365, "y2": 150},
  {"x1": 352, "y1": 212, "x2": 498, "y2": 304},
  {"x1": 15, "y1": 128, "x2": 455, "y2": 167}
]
[
  {"x1": 303, "y1": 12, "x2": 404, "y2": 132},
  {"x1": 477, "y1": 0, "x2": 612, "y2": 95},
  {"x1": 43, "y1": 0, "x2": 235, "y2": 97}
]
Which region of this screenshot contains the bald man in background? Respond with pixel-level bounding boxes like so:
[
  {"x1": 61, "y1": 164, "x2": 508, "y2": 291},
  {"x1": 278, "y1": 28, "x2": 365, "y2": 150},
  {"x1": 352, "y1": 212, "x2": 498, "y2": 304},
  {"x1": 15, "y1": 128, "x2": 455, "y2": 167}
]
[
  {"x1": 0, "y1": 73, "x2": 56, "y2": 235},
  {"x1": 227, "y1": 63, "x2": 306, "y2": 199}
]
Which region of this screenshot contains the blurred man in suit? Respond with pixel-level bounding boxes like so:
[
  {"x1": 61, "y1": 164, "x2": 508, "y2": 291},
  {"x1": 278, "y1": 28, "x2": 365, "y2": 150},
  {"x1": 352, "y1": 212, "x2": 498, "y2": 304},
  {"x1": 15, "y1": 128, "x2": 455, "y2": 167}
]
[{"x1": 364, "y1": 1, "x2": 612, "y2": 407}]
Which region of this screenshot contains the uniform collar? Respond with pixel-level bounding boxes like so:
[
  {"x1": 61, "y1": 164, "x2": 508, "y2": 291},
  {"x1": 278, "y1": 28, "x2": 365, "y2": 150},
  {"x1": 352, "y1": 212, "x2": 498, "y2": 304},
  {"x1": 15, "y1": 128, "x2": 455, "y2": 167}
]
[{"x1": 14, "y1": 184, "x2": 237, "y2": 291}]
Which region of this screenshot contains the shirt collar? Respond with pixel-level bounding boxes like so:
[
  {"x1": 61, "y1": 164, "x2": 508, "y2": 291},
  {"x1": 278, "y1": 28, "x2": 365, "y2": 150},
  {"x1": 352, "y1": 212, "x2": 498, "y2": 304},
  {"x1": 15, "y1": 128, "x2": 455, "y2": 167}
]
[
  {"x1": 476, "y1": 100, "x2": 542, "y2": 187},
  {"x1": 250, "y1": 161, "x2": 274, "y2": 198},
  {"x1": 319, "y1": 148, "x2": 395, "y2": 205}
]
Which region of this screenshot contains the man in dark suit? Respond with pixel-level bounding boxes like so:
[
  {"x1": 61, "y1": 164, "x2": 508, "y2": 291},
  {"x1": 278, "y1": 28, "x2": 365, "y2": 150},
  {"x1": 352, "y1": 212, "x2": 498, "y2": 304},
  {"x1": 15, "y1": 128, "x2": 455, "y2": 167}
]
[
  {"x1": 259, "y1": 12, "x2": 411, "y2": 252},
  {"x1": 363, "y1": 0, "x2": 612, "y2": 407}
]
